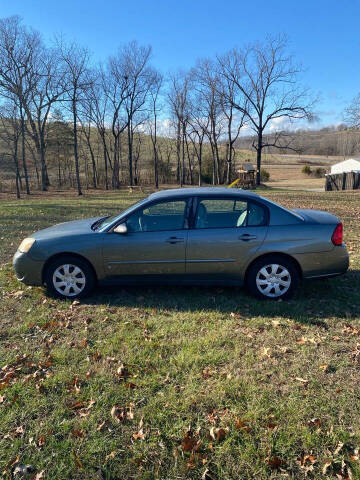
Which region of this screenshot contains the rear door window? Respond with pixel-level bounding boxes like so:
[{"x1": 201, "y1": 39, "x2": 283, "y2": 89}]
[{"x1": 194, "y1": 198, "x2": 267, "y2": 228}]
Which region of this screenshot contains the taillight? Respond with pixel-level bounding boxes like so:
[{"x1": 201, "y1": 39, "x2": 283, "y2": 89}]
[{"x1": 332, "y1": 223, "x2": 343, "y2": 246}]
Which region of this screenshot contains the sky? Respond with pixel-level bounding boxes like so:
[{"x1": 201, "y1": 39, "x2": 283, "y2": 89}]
[{"x1": 1, "y1": 0, "x2": 359, "y2": 129}]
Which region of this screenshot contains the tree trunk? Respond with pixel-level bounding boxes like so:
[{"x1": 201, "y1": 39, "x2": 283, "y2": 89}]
[
  {"x1": 72, "y1": 97, "x2": 82, "y2": 195},
  {"x1": 27, "y1": 142, "x2": 40, "y2": 189},
  {"x1": 214, "y1": 142, "x2": 220, "y2": 184},
  {"x1": 198, "y1": 141, "x2": 202, "y2": 186},
  {"x1": 176, "y1": 121, "x2": 182, "y2": 186},
  {"x1": 99, "y1": 131, "x2": 109, "y2": 190},
  {"x1": 112, "y1": 135, "x2": 120, "y2": 189},
  {"x1": 226, "y1": 143, "x2": 232, "y2": 184},
  {"x1": 152, "y1": 108, "x2": 159, "y2": 189},
  {"x1": 84, "y1": 125, "x2": 97, "y2": 188},
  {"x1": 154, "y1": 147, "x2": 158, "y2": 188},
  {"x1": 185, "y1": 135, "x2": 193, "y2": 185},
  {"x1": 13, "y1": 139, "x2": 20, "y2": 199},
  {"x1": 58, "y1": 159, "x2": 61, "y2": 187},
  {"x1": 210, "y1": 141, "x2": 216, "y2": 185},
  {"x1": 103, "y1": 141, "x2": 108, "y2": 190},
  {"x1": 39, "y1": 143, "x2": 47, "y2": 192},
  {"x1": 90, "y1": 147, "x2": 97, "y2": 189},
  {"x1": 127, "y1": 122, "x2": 133, "y2": 187},
  {"x1": 181, "y1": 124, "x2": 186, "y2": 186},
  {"x1": 20, "y1": 105, "x2": 30, "y2": 195},
  {"x1": 256, "y1": 130, "x2": 263, "y2": 186}
]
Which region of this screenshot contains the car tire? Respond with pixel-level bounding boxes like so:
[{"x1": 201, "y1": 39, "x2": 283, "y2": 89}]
[
  {"x1": 44, "y1": 255, "x2": 96, "y2": 300},
  {"x1": 246, "y1": 255, "x2": 300, "y2": 300}
]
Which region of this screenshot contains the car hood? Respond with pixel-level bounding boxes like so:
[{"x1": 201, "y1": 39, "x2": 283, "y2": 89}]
[
  {"x1": 292, "y1": 209, "x2": 340, "y2": 225},
  {"x1": 31, "y1": 217, "x2": 102, "y2": 240}
]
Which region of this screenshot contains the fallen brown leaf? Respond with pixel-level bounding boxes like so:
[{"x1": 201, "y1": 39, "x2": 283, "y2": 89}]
[
  {"x1": 209, "y1": 426, "x2": 227, "y2": 442},
  {"x1": 72, "y1": 449, "x2": 83, "y2": 469},
  {"x1": 38, "y1": 434, "x2": 45, "y2": 448},
  {"x1": 105, "y1": 451, "x2": 117, "y2": 460},
  {"x1": 266, "y1": 456, "x2": 285, "y2": 469},
  {"x1": 72, "y1": 429, "x2": 85, "y2": 438},
  {"x1": 133, "y1": 417, "x2": 146, "y2": 440},
  {"x1": 111, "y1": 405, "x2": 125, "y2": 423},
  {"x1": 235, "y1": 418, "x2": 251, "y2": 433},
  {"x1": 181, "y1": 431, "x2": 200, "y2": 452},
  {"x1": 323, "y1": 458, "x2": 332, "y2": 475}
]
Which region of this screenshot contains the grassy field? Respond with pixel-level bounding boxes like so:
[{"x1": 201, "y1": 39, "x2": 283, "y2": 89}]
[{"x1": 0, "y1": 189, "x2": 360, "y2": 479}]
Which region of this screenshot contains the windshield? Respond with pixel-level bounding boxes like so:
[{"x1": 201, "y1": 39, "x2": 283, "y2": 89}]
[{"x1": 95, "y1": 197, "x2": 149, "y2": 232}]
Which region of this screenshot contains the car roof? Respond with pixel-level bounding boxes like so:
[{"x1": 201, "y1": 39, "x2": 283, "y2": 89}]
[{"x1": 148, "y1": 187, "x2": 260, "y2": 199}]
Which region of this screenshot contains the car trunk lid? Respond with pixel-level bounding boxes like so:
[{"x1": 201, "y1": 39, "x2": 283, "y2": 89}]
[{"x1": 292, "y1": 209, "x2": 340, "y2": 225}]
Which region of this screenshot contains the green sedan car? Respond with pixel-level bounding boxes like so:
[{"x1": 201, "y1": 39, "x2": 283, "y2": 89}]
[{"x1": 13, "y1": 188, "x2": 349, "y2": 300}]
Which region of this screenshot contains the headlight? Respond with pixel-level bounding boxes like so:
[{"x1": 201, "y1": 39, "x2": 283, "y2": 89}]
[{"x1": 18, "y1": 238, "x2": 35, "y2": 253}]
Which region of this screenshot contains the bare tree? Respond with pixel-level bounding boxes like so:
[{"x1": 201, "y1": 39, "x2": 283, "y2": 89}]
[
  {"x1": 345, "y1": 93, "x2": 360, "y2": 128},
  {"x1": 168, "y1": 72, "x2": 190, "y2": 186},
  {"x1": 0, "y1": 99, "x2": 21, "y2": 197},
  {"x1": 219, "y1": 75, "x2": 247, "y2": 183},
  {"x1": 192, "y1": 59, "x2": 223, "y2": 184},
  {"x1": 59, "y1": 40, "x2": 92, "y2": 195},
  {"x1": 122, "y1": 41, "x2": 154, "y2": 186},
  {"x1": 103, "y1": 51, "x2": 130, "y2": 189},
  {"x1": 85, "y1": 73, "x2": 112, "y2": 189},
  {"x1": 186, "y1": 92, "x2": 209, "y2": 185},
  {"x1": 0, "y1": 16, "x2": 42, "y2": 194},
  {"x1": 148, "y1": 71, "x2": 163, "y2": 188},
  {"x1": 24, "y1": 47, "x2": 66, "y2": 191},
  {"x1": 218, "y1": 34, "x2": 314, "y2": 185}
]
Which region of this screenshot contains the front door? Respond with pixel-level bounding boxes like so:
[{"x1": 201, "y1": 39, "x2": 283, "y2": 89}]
[
  {"x1": 186, "y1": 197, "x2": 268, "y2": 280},
  {"x1": 102, "y1": 199, "x2": 189, "y2": 278}
]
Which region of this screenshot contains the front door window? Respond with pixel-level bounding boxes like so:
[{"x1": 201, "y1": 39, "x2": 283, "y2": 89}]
[{"x1": 127, "y1": 200, "x2": 188, "y2": 232}]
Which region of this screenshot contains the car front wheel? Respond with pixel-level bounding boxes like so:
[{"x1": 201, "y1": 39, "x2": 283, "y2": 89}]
[
  {"x1": 44, "y1": 255, "x2": 95, "y2": 299},
  {"x1": 246, "y1": 255, "x2": 299, "y2": 300}
]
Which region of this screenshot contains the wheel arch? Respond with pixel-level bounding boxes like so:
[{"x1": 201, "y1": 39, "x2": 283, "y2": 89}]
[
  {"x1": 42, "y1": 252, "x2": 98, "y2": 285},
  {"x1": 244, "y1": 252, "x2": 303, "y2": 284}
]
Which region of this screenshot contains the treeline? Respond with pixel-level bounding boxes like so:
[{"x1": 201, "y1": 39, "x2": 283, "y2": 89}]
[
  {"x1": 0, "y1": 16, "x2": 313, "y2": 197},
  {"x1": 236, "y1": 125, "x2": 360, "y2": 158}
]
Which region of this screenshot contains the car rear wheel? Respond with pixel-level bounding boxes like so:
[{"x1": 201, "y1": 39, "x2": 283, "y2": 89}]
[
  {"x1": 246, "y1": 255, "x2": 299, "y2": 300},
  {"x1": 44, "y1": 255, "x2": 95, "y2": 299}
]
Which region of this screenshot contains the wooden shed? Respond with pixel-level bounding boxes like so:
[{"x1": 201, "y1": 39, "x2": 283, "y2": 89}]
[{"x1": 325, "y1": 157, "x2": 360, "y2": 191}]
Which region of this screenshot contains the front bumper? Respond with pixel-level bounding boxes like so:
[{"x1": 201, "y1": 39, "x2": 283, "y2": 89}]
[{"x1": 13, "y1": 250, "x2": 44, "y2": 286}]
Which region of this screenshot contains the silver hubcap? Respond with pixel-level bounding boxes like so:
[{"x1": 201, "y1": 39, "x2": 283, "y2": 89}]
[
  {"x1": 53, "y1": 264, "x2": 86, "y2": 297},
  {"x1": 256, "y1": 263, "x2": 291, "y2": 298}
]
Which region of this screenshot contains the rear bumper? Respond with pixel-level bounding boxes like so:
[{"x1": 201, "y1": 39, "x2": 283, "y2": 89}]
[
  {"x1": 293, "y1": 245, "x2": 349, "y2": 279},
  {"x1": 13, "y1": 250, "x2": 44, "y2": 286}
]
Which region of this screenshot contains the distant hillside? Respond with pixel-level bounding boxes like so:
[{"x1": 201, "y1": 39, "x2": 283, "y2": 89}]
[{"x1": 235, "y1": 126, "x2": 360, "y2": 158}]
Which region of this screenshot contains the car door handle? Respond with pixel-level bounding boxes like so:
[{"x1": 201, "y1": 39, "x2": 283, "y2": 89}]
[
  {"x1": 239, "y1": 234, "x2": 257, "y2": 241},
  {"x1": 166, "y1": 236, "x2": 184, "y2": 244}
]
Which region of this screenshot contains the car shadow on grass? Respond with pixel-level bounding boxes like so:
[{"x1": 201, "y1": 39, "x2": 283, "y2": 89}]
[{"x1": 82, "y1": 269, "x2": 360, "y2": 327}]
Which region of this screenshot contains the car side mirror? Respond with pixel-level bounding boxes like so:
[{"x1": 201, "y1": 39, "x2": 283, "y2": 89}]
[{"x1": 113, "y1": 223, "x2": 128, "y2": 234}]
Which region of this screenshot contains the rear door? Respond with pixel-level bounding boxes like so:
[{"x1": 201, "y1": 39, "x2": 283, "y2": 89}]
[
  {"x1": 186, "y1": 197, "x2": 268, "y2": 280},
  {"x1": 102, "y1": 198, "x2": 190, "y2": 278}
]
